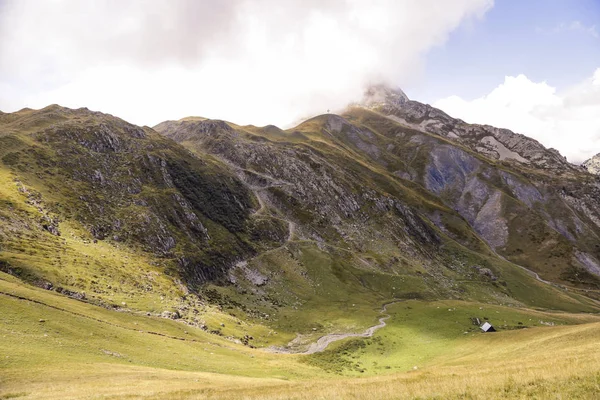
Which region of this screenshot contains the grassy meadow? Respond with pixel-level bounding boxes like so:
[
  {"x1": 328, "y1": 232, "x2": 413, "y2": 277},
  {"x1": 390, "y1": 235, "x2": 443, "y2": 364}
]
[{"x1": 2, "y1": 270, "x2": 600, "y2": 400}]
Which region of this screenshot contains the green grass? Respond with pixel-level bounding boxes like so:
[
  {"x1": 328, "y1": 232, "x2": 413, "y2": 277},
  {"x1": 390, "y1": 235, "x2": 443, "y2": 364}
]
[
  {"x1": 304, "y1": 300, "x2": 600, "y2": 376},
  {"x1": 0, "y1": 273, "x2": 319, "y2": 379},
  {"x1": 2, "y1": 274, "x2": 600, "y2": 399}
]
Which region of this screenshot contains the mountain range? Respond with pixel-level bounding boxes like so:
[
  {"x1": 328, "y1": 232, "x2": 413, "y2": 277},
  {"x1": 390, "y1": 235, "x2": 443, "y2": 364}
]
[
  {"x1": 2, "y1": 87, "x2": 600, "y2": 398},
  {"x1": 2, "y1": 87, "x2": 600, "y2": 314}
]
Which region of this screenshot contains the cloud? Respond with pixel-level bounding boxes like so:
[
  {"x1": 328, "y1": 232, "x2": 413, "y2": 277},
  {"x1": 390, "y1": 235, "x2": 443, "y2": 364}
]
[
  {"x1": 555, "y1": 21, "x2": 599, "y2": 39},
  {"x1": 0, "y1": 0, "x2": 492, "y2": 127},
  {"x1": 433, "y1": 69, "x2": 600, "y2": 164},
  {"x1": 536, "y1": 21, "x2": 599, "y2": 39}
]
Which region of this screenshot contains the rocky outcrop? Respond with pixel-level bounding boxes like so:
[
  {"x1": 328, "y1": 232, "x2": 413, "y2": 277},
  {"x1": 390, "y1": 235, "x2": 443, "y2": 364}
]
[
  {"x1": 362, "y1": 87, "x2": 578, "y2": 173},
  {"x1": 583, "y1": 154, "x2": 600, "y2": 175}
]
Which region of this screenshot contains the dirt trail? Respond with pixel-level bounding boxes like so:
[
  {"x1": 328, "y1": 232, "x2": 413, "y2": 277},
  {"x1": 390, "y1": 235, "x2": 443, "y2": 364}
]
[
  {"x1": 302, "y1": 239, "x2": 375, "y2": 270},
  {"x1": 512, "y1": 262, "x2": 554, "y2": 286},
  {"x1": 495, "y1": 253, "x2": 600, "y2": 304},
  {"x1": 250, "y1": 187, "x2": 296, "y2": 243},
  {"x1": 494, "y1": 251, "x2": 554, "y2": 286},
  {"x1": 268, "y1": 300, "x2": 403, "y2": 355},
  {"x1": 252, "y1": 189, "x2": 267, "y2": 215}
]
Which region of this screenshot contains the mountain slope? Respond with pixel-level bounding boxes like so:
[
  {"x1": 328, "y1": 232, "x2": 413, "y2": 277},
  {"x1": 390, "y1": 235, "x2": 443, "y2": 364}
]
[
  {"x1": 156, "y1": 92, "x2": 600, "y2": 293},
  {"x1": 0, "y1": 105, "x2": 294, "y2": 329},
  {"x1": 0, "y1": 96, "x2": 599, "y2": 350},
  {"x1": 362, "y1": 86, "x2": 577, "y2": 173},
  {"x1": 356, "y1": 88, "x2": 600, "y2": 284}
]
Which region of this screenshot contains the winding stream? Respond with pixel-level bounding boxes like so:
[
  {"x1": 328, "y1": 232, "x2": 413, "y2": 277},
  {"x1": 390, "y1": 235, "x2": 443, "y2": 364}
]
[{"x1": 268, "y1": 300, "x2": 402, "y2": 355}]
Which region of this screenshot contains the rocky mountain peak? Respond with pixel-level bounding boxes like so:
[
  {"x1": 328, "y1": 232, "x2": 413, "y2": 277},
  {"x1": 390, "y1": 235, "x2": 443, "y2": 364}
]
[
  {"x1": 583, "y1": 153, "x2": 600, "y2": 175},
  {"x1": 354, "y1": 86, "x2": 577, "y2": 174},
  {"x1": 361, "y1": 84, "x2": 409, "y2": 109}
]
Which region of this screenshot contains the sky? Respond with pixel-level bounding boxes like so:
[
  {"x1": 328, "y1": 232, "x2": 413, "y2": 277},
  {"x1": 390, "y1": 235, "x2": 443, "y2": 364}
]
[{"x1": 0, "y1": 0, "x2": 599, "y2": 163}]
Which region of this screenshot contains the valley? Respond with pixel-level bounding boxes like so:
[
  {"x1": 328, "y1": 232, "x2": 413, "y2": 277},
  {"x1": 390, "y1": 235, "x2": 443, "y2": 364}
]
[{"x1": 2, "y1": 88, "x2": 600, "y2": 399}]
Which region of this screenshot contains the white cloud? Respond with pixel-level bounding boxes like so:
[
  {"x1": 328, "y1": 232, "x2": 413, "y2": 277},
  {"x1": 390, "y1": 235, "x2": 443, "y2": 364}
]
[
  {"x1": 536, "y1": 21, "x2": 599, "y2": 39},
  {"x1": 0, "y1": 0, "x2": 492, "y2": 127},
  {"x1": 433, "y1": 69, "x2": 600, "y2": 163},
  {"x1": 555, "y1": 21, "x2": 599, "y2": 39}
]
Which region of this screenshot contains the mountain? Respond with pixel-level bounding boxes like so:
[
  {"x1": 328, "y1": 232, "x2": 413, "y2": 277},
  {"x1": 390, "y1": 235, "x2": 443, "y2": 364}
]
[
  {"x1": 3, "y1": 92, "x2": 600, "y2": 399},
  {"x1": 0, "y1": 105, "x2": 293, "y2": 318},
  {"x1": 156, "y1": 87, "x2": 600, "y2": 292},
  {"x1": 2, "y1": 93, "x2": 600, "y2": 322},
  {"x1": 362, "y1": 86, "x2": 578, "y2": 173},
  {"x1": 351, "y1": 88, "x2": 600, "y2": 281}
]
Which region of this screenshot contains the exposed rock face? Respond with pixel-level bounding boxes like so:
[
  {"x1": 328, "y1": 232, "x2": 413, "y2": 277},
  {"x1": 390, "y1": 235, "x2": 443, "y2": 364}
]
[
  {"x1": 583, "y1": 154, "x2": 600, "y2": 175},
  {"x1": 363, "y1": 89, "x2": 578, "y2": 173},
  {"x1": 425, "y1": 145, "x2": 481, "y2": 194},
  {"x1": 473, "y1": 191, "x2": 508, "y2": 249},
  {"x1": 349, "y1": 88, "x2": 600, "y2": 284}
]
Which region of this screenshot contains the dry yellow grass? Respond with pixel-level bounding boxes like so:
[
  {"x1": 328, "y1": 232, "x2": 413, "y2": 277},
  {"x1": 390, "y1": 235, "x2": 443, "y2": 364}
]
[
  {"x1": 139, "y1": 322, "x2": 600, "y2": 399},
  {"x1": 3, "y1": 322, "x2": 599, "y2": 400}
]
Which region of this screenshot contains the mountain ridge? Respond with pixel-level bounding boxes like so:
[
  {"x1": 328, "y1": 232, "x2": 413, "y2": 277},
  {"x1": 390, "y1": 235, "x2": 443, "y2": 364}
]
[
  {"x1": 358, "y1": 86, "x2": 584, "y2": 173},
  {"x1": 1, "y1": 94, "x2": 599, "y2": 337},
  {"x1": 155, "y1": 93, "x2": 600, "y2": 291}
]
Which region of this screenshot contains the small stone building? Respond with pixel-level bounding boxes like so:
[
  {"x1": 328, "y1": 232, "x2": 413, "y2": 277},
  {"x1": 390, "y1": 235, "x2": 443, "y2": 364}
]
[{"x1": 480, "y1": 322, "x2": 496, "y2": 332}]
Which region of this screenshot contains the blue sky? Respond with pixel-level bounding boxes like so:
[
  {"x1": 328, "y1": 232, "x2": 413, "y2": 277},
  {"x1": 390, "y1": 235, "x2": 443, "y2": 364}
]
[
  {"x1": 413, "y1": 0, "x2": 600, "y2": 102},
  {"x1": 419, "y1": 0, "x2": 600, "y2": 162}
]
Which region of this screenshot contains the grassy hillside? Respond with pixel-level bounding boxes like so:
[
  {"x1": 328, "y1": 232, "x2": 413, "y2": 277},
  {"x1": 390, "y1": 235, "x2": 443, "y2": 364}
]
[{"x1": 2, "y1": 271, "x2": 600, "y2": 399}]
